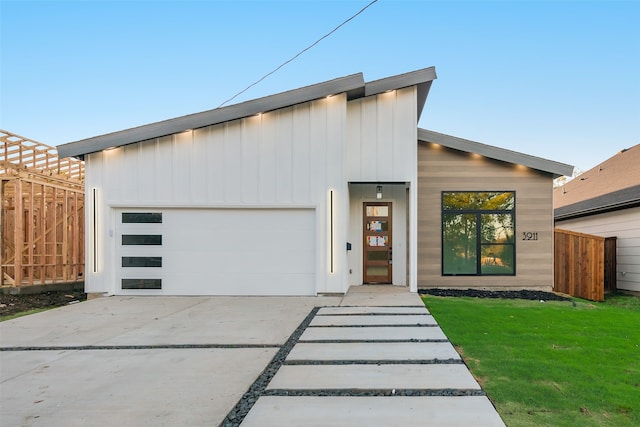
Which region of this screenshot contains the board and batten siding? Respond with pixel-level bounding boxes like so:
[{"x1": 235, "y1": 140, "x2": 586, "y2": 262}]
[
  {"x1": 346, "y1": 87, "x2": 417, "y2": 182},
  {"x1": 84, "y1": 94, "x2": 348, "y2": 294},
  {"x1": 417, "y1": 141, "x2": 554, "y2": 290},
  {"x1": 555, "y1": 206, "x2": 640, "y2": 292}
]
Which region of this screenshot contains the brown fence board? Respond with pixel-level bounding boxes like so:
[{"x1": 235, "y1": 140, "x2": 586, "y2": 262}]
[{"x1": 554, "y1": 228, "x2": 605, "y2": 301}]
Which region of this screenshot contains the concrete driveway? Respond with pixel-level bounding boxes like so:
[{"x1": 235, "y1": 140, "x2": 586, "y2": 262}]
[
  {"x1": 1, "y1": 286, "x2": 505, "y2": 426},
  {"x1": 1, "y1": 295, "x2": 340, "y2": 426}
]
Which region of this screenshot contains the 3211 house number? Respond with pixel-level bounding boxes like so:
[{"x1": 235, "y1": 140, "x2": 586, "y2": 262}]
[{"x1": 522, "y1": 232, "x2": 538, "y2": 241}]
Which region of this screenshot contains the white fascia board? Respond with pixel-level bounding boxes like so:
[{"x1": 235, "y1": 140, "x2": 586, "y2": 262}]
[
  {"x1": 418, "y1": 128, "x2": 574, "y2": 178},
  {"x1": 364, "y1": 67, "x2": 437, "y2": 96}
]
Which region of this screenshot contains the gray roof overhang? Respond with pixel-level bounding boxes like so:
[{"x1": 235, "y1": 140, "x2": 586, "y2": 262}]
[
  {"x1": 417, "y1": 129, "x2": 574, "y2": 178},
  {"x1": 554, "y1": 184, "x2": 640, "y2": 221},
  {"x1": 58, "y1": 67, "x2": 437, "y2": 159}
]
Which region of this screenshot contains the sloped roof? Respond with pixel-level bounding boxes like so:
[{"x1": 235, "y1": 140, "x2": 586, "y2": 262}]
[
  {"x1": 417, "y1": 129, "x2": 574, "y2": 178},
  {"x1": 554, "y1": 144, "x2": 640, "y2": 220},
  {"x1": 57, "y1": 68, "x2": 437, "y2": 159}
]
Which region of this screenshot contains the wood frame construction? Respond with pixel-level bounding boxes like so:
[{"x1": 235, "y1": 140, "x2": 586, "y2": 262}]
[{"x1": 1, "y1": 130, "x2": 85, "y2": 288}]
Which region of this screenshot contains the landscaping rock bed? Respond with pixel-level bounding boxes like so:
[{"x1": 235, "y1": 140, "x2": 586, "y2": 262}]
[{"x1": 419, "y1": 288, "x2": 570, "y2": 301}]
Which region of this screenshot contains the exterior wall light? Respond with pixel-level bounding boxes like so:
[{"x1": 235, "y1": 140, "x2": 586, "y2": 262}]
[{"x1": 376, "y1": 185, "x2": 383, "y2": 199}]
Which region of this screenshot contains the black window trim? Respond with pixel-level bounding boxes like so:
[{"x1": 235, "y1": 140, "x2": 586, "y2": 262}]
[{"x1": 441, "y1": 191, "x2": 516, "y2": 276}]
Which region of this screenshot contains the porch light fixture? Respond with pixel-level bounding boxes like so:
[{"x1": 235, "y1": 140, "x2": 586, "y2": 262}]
[{"x1": 376, "y1": 185, "x2": 383, "y2": 200}]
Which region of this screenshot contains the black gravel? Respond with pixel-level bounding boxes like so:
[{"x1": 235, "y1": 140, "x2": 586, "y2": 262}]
[
  {"x1": 263, "y1": 388, "x2": 485, "y2": 397},
  {"x1": 310, "y1": 323, "x2": 438, "y2": 327},
  {"x1": 283, "y1": 359, "x2": 464, "y2": 365},
  {"x1": 419, "y1": 288, "x2": 570, "y2": 301},
  {"x1": 0, "y1": 344, "x2": 280, "y2": 352},
  {"x1": 298, "y1": 339, "x2": 449, "y2": 343}
]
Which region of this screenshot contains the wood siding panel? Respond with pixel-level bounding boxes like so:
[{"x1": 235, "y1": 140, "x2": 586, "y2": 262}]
[{"x1": 417, "y1": 141, "x2": 554, "y2": 290}]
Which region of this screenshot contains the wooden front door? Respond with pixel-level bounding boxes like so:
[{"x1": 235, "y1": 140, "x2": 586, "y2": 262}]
[{"x1": 363, "y1": 202, "x2": 392, "y2": 283}]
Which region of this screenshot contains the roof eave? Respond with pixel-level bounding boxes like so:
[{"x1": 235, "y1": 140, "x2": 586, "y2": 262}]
[
  {"x1": 364, "y1": 67, "x2": 437, "y2": 123},
  {"x1": 554, "y1": 184, "x2": 640, "y2": 220},
  {"x1": 57, "y1": 73, "x2": 366, "y2": 159},
  {"x1": 364, "y1": 67, "x2": 437, "y2": 96},
  {"x1": 555, "y1": 199, "x2": 640, "y2": 221},
  {"x1": 417, "y1": 128, "x2": 574, "y2": 178}
]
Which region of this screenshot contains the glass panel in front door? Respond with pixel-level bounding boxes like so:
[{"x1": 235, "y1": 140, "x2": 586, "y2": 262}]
[{"x1": 363, "y1": 202, "x2": 392, "y2": 283}]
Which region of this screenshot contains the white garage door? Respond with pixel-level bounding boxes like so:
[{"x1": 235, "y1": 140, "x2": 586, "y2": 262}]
[{"x1": 115, "y1": 208, "x2": 316, "y2": 295}]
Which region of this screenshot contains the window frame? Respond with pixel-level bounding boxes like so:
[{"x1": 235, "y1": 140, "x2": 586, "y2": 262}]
[{"x1": 441, "y1": 191, "x2": 516, "y2": 276}]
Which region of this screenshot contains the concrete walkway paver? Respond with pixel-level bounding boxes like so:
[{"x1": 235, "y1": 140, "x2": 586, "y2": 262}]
[
  {"x1": 299, "y1": 325, "x2": 448, "y2": 341},
  {"x1": 241, "y1": 285, "x2": 506, "y2": 427},
  {"x1": 267, "y1": 364, "x2": 482, "y2": 390},
  {"x1": 309, "y1": 314, "x2": 436, "y2": 326},
  {"x1": 317, "y1": 306, "x2": 428, "y2": 315},
  {"x1": 287, "y1": 341, "x2": 462, "y2": 361},
  {"x1": 241, "y1": 396, "x2": 505, "y2": 427}
]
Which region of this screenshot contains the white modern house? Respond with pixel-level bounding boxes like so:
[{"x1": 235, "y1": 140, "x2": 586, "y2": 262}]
[{"x1": 58, "y1": 67, "x2": 573, "y2": 297}]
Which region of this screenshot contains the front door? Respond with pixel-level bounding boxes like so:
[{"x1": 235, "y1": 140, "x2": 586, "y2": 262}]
[{"x1": 363, "y1": 202, "x2": 392, "y2": 283}]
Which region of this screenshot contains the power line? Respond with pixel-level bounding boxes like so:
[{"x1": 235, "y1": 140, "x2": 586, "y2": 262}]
[{"x1": 216, "y1": 0, "x2": 378, "y2": 108}]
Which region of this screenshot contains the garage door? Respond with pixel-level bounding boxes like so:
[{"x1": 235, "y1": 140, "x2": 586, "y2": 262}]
[{"x1": 115, "y1": 208, "x2": 316, "y2": 295}]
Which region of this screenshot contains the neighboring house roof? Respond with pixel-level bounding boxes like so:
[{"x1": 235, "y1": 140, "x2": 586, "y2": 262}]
[
  {"x1": 554, "y1": 144, "x2": 640, "y2": 220},
  {"x1": 417, "y1": 129, "x2": 574, "y2": 178},
  {"x1": 57, "y1": 67, "x2": 437, "y2": 159}
]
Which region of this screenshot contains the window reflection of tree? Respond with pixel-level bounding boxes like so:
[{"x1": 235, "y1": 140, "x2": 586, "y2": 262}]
[{"x1": 443, "y1": 192, "x2": 515, "y2": 275}]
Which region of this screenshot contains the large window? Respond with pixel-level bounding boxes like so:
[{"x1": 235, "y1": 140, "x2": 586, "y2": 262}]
[{"x1": 442, "y1": 192, "x2": 515, "y2": 276}]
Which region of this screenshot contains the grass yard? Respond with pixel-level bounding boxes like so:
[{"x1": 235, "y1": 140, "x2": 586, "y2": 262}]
[{"x1": 422, "y1": 293, "x2": 640, "y2": 427}]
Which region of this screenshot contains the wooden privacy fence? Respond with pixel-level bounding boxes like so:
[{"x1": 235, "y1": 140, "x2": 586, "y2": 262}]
[
  {"x1": 1, "y1": 130, "x2": 85, "y2": 288},
  {"x1": 554, "y1": 228, "x2": 616, "y2": 302}
]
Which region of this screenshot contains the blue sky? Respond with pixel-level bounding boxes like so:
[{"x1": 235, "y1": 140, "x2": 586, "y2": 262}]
[{"x1": 1, "y1": 0, "x2": 638, "y2": 173}]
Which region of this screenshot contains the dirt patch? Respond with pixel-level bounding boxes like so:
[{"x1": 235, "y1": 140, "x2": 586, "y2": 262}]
[
  {"x1": 0, "y1": 290, "x2": 87, "y2": 318},
  {"x1": 419, "y1": 288, "x2": 570, "y2": 301}
]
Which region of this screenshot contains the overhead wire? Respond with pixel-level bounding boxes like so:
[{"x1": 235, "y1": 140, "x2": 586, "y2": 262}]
[{"x1": 216, "y1": 0, "x2": 378, "y2": 108}]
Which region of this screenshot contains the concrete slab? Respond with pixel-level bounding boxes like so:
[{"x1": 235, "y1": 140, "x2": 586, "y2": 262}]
[
  {"x1": 0, "y1": 296, "x2": 342, "y2": 347},
  {"x1": 267, "y1": 364, "x2": 481, "y2": 390},
  {"x1": 286, "y1": 342, "x2": 461, "y2": 361},
  {"x1": 241, "y1": 396, "x2": 506, "y2": 426},
  {"x1": 310, "y1": 314, "x2": 435, "y2": 326},
  {"x1": 318, "y1": 306, "x2": 429, "y2": 315},
  {"x1": 1, "y1": 347, "x2": 277, "y2": 427},
  {"x1": 299, "y1": 326, "x2": 447, "y2": 341},
  {"x1": 339, "y1": 285, "x2": 424, "y2": 307}
]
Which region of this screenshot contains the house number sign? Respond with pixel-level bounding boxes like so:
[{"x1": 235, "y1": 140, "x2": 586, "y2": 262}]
[{"x1": 522, "y1": 232, "x2": 538, "y2": 241}]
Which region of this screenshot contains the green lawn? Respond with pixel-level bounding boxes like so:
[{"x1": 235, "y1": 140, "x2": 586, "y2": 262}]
[{"x1": 422, "y1": 293, "x2": 640, "y2": 427}]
